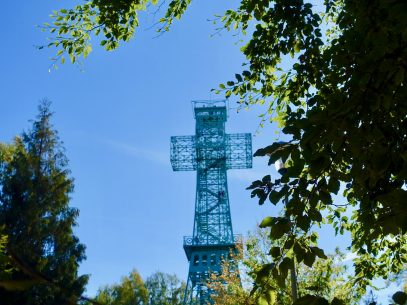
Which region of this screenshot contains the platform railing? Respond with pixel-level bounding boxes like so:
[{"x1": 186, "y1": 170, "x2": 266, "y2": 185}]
[{"x1": 183, "y1": 234, "x2": 243, "y2": 247}]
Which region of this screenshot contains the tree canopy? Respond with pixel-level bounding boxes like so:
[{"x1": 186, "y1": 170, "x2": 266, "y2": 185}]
[
  {"x1": 208, "y1": 229, "x2": 363, "y2": 305},
  {"x1": 96, "y1": 269, "x2": 148, "y2": 305},
  {"x1": 145, "y1": 272, "x2": 185, "y2": 305},
  {"x1": 0, "y1": 101, "x2": 88, "y2": 304},
  {"x1": 43, "y1": 0, "x2": 407, "y2": 302},
  {"x1": 94, "y1": 270, "x2": 184, "y2": 305}
]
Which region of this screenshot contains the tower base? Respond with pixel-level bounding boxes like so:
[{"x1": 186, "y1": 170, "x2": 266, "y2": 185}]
[{"x1": 182, "y1": 236, "x2": 242, "y2": 305}]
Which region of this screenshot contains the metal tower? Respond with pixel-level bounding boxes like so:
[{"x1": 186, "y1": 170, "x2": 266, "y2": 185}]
[{"x1": 170, "y1": 100, "x2": 252, "y2": 305}]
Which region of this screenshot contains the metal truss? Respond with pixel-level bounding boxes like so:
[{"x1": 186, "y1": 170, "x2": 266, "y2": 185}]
[{"x1": 170, "y1": 100, "x2": 252, "y2": 305}]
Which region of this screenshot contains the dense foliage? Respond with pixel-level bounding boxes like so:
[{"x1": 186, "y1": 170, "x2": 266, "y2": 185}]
[
  {"x1": 145, "y1": 272, "x2": 185, "y2": 305},
  {"x1": 96, "y1": 270, "x2": 148, "y2": 305},
  {"x1": 0, "y1": 102, "x2": 88, "y2": 304},
  {"x1": 94, "y1": 270, "x2": 184, "y2": 305},
  {"x1": 0, "y1": 229, "x2": 13, "y2": 284},
  {"x1": 43, "y1": 0, "x2": 407, "y2": 303},
  {"x1": 208, "y1": 229, "x2": 362, "y2": 305},
  {"x1": 240, "y1": 0, "x2": 407, "y2": 295}
]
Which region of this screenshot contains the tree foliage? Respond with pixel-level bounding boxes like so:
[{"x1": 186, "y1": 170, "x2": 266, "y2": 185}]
[
  {"x1": 95, "y1": 270, "x2": 184, "y2": 305},
  {"x1": 240, "y1": 0, "x2": 407, "y2": 294},
  {"x1": 208, "y1": 229, "x2": 362, "y2": 305},
  {"x1": 43, "y1": 0, "x2": 407, "y2": 302},
  {"x1": 0, "y1": 228, "x2": 13, "y2": 281},
  {"x1": 41, "y1": 0, "x2": 159, "y2": 64},
  {"x1": 0, "y1": 101, "x2": 88, "y2": 304},
  {"x1": 145, "y1": 272, "x2": 185, "y2": 305},
  {"x1": 96, "y1": 269, "x2": 148, "y2": 305}
]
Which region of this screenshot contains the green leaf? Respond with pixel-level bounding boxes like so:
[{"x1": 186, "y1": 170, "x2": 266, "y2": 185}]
[
  {"x1": 294, "y1": 41, "x2": 301, "y2": 53},
  {"x1": 257, "y1": 295, "x2": 269, "y2": 305},
  {"x1": 279, "y1": 257, "x2": 293, "y2": 277},
  {"x1": 253, "y1": 142, "x2": 295, "y2": 165},
  {"x1": 392, "y1": 291, "x2": 407, "y2": 305},
  {"x1": 269, "y1": 190, "x2": 283, "y2": 205},
  {"x1": 297, "y1": 215, "x2": 311, "y2": 231},
  {"x1": 242, "y1": 70, "x2": 251, "y2": 77},
  {"x1": 309, "y1": 209, "x2": 323, "y2": 222},
  {"x1": 327, "y1": 177, "x2": 340, "y2": 194},
  {"x1": 259, "y1": 217, "x2": 274, "y2": 228},
  {"x1": 303, "y1": 251, "x2": 316, "y2": 267},
  {"x1": 293, "y1": 242, "x2": 306, "y2": 263},
  {"x1": 255, "y1": 263, "x2": 273, "y2": 284},
  {"x1": 269, "y1": 246, "x2": 281, "y2": 258},
  {"x1": 319, "y1": 190, "x2": 332, "y2": 204},
  {"x1": 270, "y1": 218, "x2": 291, "y2": 239},
  {"x1": 310, "y1": 247, "x2": 327, "y2": 259}
]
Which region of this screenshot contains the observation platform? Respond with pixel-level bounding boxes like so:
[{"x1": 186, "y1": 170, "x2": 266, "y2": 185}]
[{"x1": 183, "y1": 234, "x2": 243, "y2": 260}]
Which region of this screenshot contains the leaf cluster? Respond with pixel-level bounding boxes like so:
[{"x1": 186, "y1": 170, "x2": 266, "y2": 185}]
[
  {"x1": 234, "y1": 0, "x2": 407, "y2": 293},
  {"x1": 42, "y1": 0, "x2": 189, "y2": 66},
  {"x1": 209, "y1": 230, "x2": 362, "y2": 305}
]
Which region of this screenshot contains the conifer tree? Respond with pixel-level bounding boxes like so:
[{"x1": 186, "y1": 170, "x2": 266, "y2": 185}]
[{"x1": 0, "y1": 101, "x2": 88, "y2": 304}]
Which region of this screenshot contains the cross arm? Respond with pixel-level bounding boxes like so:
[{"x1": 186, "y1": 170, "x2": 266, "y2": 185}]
[
  {"x1": 226, "y1": 133, "x2": 252, "y2": 169},
  {"x1": 170, "y1": 135, "x2": 197, "y2": 171}
]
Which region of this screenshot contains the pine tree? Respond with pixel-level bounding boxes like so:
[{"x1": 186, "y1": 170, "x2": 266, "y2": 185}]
[{"x1": 0, "y1": 101, "x2": 88, "y2": 304}]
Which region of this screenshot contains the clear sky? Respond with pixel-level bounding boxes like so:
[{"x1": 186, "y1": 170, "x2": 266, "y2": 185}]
[{"x1": 0, "y1": 0, "x2": 399, "y2": 301}]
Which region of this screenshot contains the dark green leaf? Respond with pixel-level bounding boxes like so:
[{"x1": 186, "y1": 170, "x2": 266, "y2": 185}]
[
  {"x1": 392, "y1": 291, "x2": 407, "y2": 305},
  {"x1": 303, "y1": 251, "x2": 316, "y2": 267},
  {"x1": 269, "y1": 246, "x2": 280, "y2": 258}
]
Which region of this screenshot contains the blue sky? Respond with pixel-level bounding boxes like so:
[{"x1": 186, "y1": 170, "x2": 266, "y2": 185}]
[{"x1": 0, "y1": 0, "x2": 400, "y2": 301}]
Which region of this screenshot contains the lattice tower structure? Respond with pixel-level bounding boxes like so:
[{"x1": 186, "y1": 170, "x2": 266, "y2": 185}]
[{"x1": 170, "y1": 100, "x2": 252, "y2": 305}]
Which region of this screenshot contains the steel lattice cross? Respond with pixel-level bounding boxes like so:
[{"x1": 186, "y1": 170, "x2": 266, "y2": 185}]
[{"x1": 170, "y1": 100, "x2": 252, "y2": 305}]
